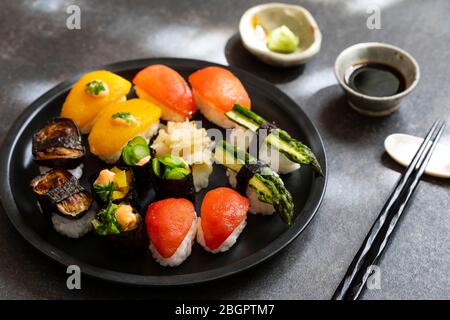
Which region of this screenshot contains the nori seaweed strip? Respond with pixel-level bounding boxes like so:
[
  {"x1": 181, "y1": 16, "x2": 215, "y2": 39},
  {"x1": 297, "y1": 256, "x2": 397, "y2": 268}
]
[
  {"x1": 236, "y1": 161, "x2": 267, "y2": 196},
  {"x1": 107, "y1": 219, "x2": 147, "y2": 256},
  {"x1": 150, "y1": 171, "x2": 195, "y2": 203},
  {"x1": 45, "y1": 175, "x2": 85, "y2": 204}
]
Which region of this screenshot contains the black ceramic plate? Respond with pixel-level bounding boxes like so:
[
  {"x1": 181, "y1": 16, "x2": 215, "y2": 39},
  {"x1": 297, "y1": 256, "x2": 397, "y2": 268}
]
[{"x1": 0, "y1": 58, "x2": 327, "y2": 286}]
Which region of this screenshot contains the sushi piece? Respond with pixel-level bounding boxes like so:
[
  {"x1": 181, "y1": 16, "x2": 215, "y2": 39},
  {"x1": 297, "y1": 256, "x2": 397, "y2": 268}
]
[
  {"x1": 226, "y1": 104, "x2": 323, "y2": 175},
  {"x1": 150, "y1": 155, "x2": 195, "y2": 203},
  {"x1": 32, "y1": 118, "x2": 85, "y2": 176},
  {"x1": 88, "y1": 98, "x2": 161, "y2": 163},
  {"x1": 120, "y1": 136, "x2": 152, "y2": 192},
  {"x1": 61, "y1": 70, "x2": 131, "y2": 134},
  {"x1": 92, "y1": 202, "x2": 146, "y2": 253},
  {"x1": 151, "y1": 121, "x2": 214, "y2": 192},
  {"x1": 146, "y1": 198, "x2": 197, "y2": 267},
  {"x1": 188, "y1": 66, "x2": 251, "y2": 128},
  {"x1": 30, "y1": 169, "x2": 95, "y2": 238},
  {"x1": 133, "y1": 65, "x2": 196, "y2": 122},
  {"x1": 197, "y1": 187, "x2": 249, "y2": 253},
  {"x1": 91, "y1": 166, "x2": 136, "y2": 206},
  {"x1": 214, "y1": 140, "x2": 294, "y2": 225}
]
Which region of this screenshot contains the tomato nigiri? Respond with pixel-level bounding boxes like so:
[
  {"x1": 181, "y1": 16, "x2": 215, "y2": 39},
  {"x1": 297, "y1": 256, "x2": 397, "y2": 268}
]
[
  {"x1": 197, "y1": 187, "x2": 249, "y2": 253},
  {"x1": 146, "y1": 198, "x2": 197, "y2": 267},
  {"x1": 188, "y1": 66, "x2": 251, "y2": 128},
  {"x1": 133, "y1": 65, "x2": 196, "y2": 122}
]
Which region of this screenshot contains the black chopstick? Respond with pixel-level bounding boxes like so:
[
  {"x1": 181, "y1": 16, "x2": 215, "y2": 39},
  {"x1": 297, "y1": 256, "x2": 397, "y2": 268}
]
[{"x1": 332, "y1": 121, "x2": 446, "y2": 300}]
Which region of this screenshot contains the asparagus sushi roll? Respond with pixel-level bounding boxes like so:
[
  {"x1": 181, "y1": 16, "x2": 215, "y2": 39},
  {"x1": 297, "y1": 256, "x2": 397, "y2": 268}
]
[
  {"x1": 91, "y1": 202, "x2": 146, "y2": 253},
  {"x1": 91, "y1": 166, "x2": 136, "y2": 207},
  {"x1": 32, "y1": 118, "x2": 85, "y2": 179},
  {"x1": 150, "y1": 154, "x2": 195, "y2": 203},
  {"x1": 30, "y1": 169, "x2": 95, "y2": 238},
  {"x1": 120, "y1": 136, "x2": 152, "y2": 192},
  {"x1": 214, "y1": 140, "x2": 294, "y2": 225},
  {"x1": 146, "y1": 198, "x2": 197, "y2": 267},
  {"x1": 226, "y1": 104, "x2": 323, "y2": 175},
  {"x1": 88, "y1": 98, "x2": 161, "y2": 164},
  {"x1": 197, "y1": 187, "x2": 249, "y2": 253}
]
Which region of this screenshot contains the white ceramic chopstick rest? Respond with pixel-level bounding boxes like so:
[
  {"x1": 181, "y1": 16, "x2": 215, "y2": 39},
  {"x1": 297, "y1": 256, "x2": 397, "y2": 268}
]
[{"x1": 384, "y1": 133, "x2": 450, "y2": 178}]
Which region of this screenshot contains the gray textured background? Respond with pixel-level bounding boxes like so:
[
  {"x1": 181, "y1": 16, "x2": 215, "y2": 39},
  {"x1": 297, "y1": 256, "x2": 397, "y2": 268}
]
[{"x1": 0, "y1": 0, "x2": 449, "y2": 299}]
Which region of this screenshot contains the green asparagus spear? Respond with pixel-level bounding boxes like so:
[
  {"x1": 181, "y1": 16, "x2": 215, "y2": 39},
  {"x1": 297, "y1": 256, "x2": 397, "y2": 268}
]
[
  {"x1": 225, "y1": 104, "x2": 323, "y2": 175},
  {"x1": 214, "y1": 140, "x2": 294, "y2": 225}
]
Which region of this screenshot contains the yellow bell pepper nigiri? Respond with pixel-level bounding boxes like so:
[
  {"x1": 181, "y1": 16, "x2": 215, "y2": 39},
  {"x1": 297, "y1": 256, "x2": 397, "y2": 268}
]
[
  {"x1": 61, "y1": 70, "x2": 131, "y2": 134},
  {"x1": 88, "y1": 98, "x2": 161, "y2": 163}
]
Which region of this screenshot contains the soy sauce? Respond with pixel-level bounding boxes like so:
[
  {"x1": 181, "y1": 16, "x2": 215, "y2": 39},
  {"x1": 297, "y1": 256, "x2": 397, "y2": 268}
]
[{"x1": 345, "y1": 62, "x2": 406, "y2": 97}]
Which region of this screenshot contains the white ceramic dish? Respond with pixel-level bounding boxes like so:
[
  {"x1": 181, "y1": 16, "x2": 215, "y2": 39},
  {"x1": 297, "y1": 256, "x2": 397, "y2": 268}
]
[
  {"x1": 239, "y1": 3, "x2": 322, "y2": 67},
  {"x1": 385, "y1": 133, "x2": 450, "y2": 179}
]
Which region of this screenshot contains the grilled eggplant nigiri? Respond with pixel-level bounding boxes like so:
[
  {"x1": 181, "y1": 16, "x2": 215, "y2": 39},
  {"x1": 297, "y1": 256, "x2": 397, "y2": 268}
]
[
  {"x1": 30, "y1": 169, "x2": 95, "y2": 238},
  {"x1": 32, "y1": 118, "x2": 85, "y2": 176}
]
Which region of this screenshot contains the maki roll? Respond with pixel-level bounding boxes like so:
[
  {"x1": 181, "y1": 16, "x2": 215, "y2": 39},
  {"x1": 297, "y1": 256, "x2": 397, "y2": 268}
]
[
  {"x1": 225, "y1": 104, "x2": 323, "y2": 175},
  {"x1": 121, "y1": 136, "x2": 152, "y2": 192},
  {"x1": 91, "y1": 202, "x2": 146, "y2": 253},
  {"x1": 133, "y1": 64, "x2": 197, "y2": 122},
  {"x1": 30, "y1": 169, "x2": 95, "y2": 238},
  {"x1": 150, "y1": 155, "x2": 195, "y2": 202},
  {"x1": 61, "y1": 70, "x2": 131, "y2": 134},
  {"x1": 91, "y1": 166, "x2": 136, "y2": 206},
  {"x1": 188, "y1": 66, "x2": 251, "y2": 128},
  {"x1": 88, "y1": 98, "x2": 161, "y2": 163},
  {"x1": 214, "y1": 140, "x2": 294, "y2": 225},
  {"x1": 146, "y1": 198, "x2": 197, "y2": 267},
  {"x1": 32, "y1": 118, "x2": 85, "y2": 179},
  {"x1": 197, "y1": 187, "x2": 249, "y2": 253}
]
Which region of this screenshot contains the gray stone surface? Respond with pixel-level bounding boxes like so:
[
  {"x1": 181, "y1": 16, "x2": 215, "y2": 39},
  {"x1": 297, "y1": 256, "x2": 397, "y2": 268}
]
[{"x1": 0, "y1": 0, "x2": 449, "y2": 300}]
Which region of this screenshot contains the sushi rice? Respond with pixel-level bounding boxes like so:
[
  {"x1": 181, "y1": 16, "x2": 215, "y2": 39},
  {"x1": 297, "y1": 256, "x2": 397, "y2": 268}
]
[
  {"x1": 197, "y1": 217, "x2": 246, "y2": 253},
  {"x1": 51, "y1": 208, "x2": 96, "y2": 238},
  {"x1": 149, "y1": 217, "x2": 197, "y2": 267},
  {"x1": 39, "y1": 163, "x2": 84, "y2": 179},
  {"x1": 227, "y1": 169, "x2": 275, "y2": 215},
  {"x1": 258, "y1": 143, "x2": 300, "y2": 174},
  {"x1": 193, "y1": 92, "x2": 238, "y2": 129},
  {"x1": 98, "y1": 122, "x2": 160, "y2": 164}
]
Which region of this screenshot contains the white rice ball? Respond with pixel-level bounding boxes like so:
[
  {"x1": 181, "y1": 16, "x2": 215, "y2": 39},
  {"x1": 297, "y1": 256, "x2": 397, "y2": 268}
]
[
  {"x1": 51, "y1": 208, "x2": 96, "y2": 239},
  {"x1": 149, "y1": 217, "x2": 197, "y2": 267},
  {"x1": 193, "y1": 91, "x2": 238, "y2": 129},
  {"x1": 227, "y1": 169, "x2": 275, "y2": 215},
  {"x1": 197, "y1": 217, "x2": 246, "y2": 253},
  {"x1": 258, "y1": 143, "x2": 300, "y2": 174}
]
